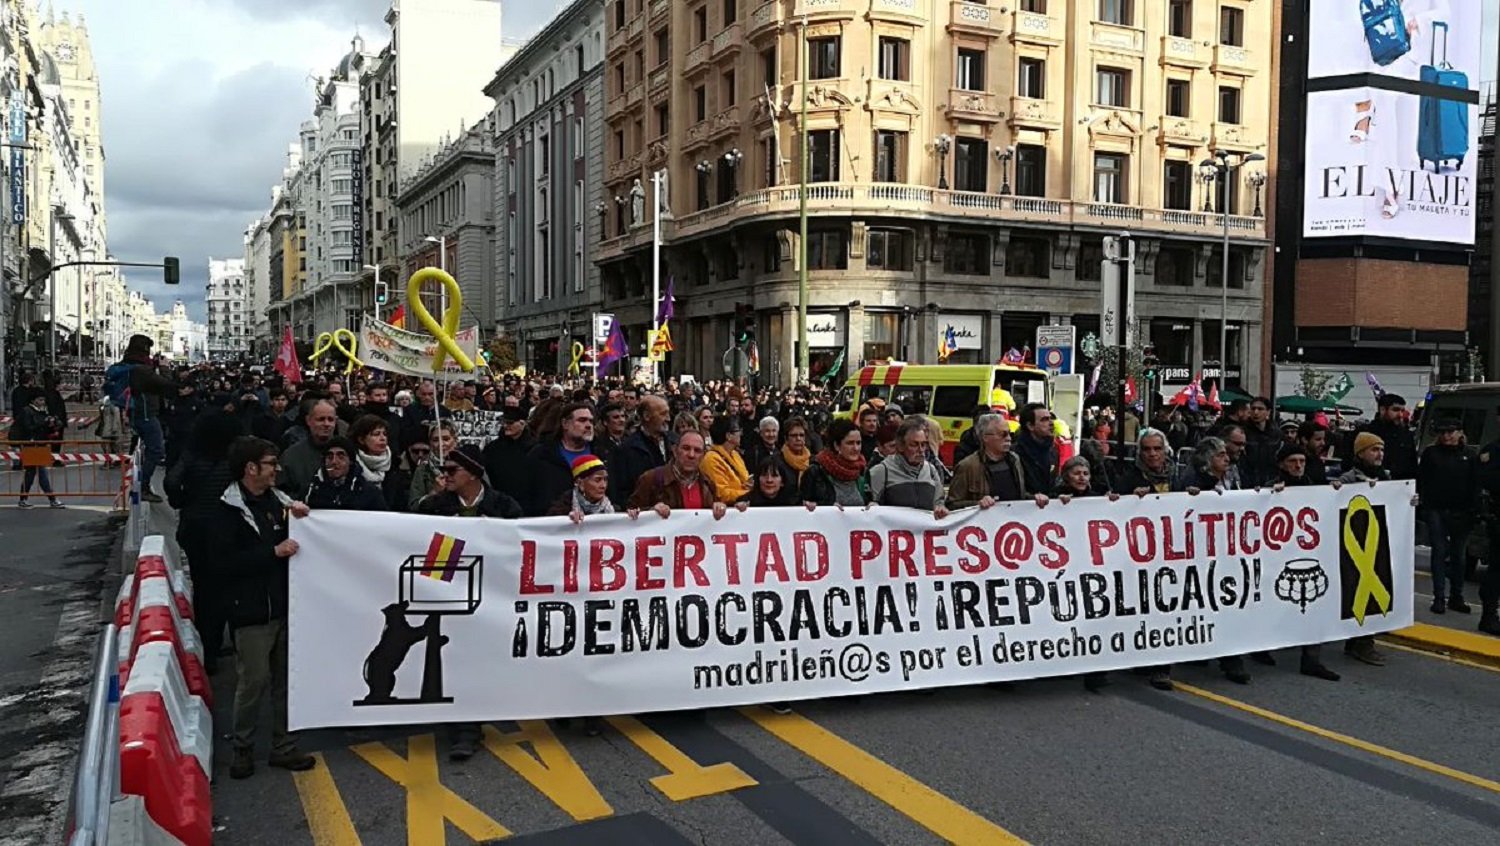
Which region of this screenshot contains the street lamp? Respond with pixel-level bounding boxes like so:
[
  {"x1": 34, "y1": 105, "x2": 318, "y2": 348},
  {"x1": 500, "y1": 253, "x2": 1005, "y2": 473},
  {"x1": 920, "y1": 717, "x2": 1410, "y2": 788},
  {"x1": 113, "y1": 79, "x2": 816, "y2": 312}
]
[
  {"x1": 723, "y1": 148, "x2": 744, "y2": 198},
  {"x1": 994, "y1": 145, "x2": 1015, "y2": 195},
  {"x1": 48, "y1": 207, "x2": 76, "y2": 369},
  {"x1": 933, "y1": 134, "x2": 952, "y2": 190},
  {"x1": 1199, "y1": 150, "x2": 1265, "y2": 388},
  {"x1": 422, "y1": 235, "x2": 448, "y2": 324},
  {"x1": 1247, "y1": 169, "x2": 1267, "y2": 217}
]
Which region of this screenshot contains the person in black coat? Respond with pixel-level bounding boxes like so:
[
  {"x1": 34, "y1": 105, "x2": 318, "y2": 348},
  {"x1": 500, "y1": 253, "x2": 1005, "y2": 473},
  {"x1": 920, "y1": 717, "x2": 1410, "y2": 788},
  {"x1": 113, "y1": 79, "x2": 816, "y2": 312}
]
[
  {"x1": 11, "y1": 392, "x2": 63, "y2": 507},
  {"x1": 608, "y1": 395, "x2": 672, "y2": 507},
  {"x1": 1417, "y1": 418, "x2": 1479, "y2": 614},
  {"x1": 481, "y1": 406, "x2": 536, "y2": 507},
  {"x1": 165, "y1": 410, "x2": 246, "y2": 671},
  {"x1": 207, "y1": 436, "x2": 315, "y2": 779},
  {"x1": 304, "y1": 437, "x2": 387, "y2": 511}
]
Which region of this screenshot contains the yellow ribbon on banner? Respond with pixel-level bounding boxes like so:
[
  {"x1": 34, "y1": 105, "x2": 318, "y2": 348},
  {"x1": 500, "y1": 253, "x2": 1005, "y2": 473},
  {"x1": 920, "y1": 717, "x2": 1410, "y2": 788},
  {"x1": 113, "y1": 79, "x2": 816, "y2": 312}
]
[
  {"x1": 568, "y1": 341, "x2": 585, "y2": 377},
  {"x1": 406, "y1": 268, "x2": 476, "y2": 373},
  {"x1": 1342, "y1": 495, "x2": 1391, "y2": 625}
]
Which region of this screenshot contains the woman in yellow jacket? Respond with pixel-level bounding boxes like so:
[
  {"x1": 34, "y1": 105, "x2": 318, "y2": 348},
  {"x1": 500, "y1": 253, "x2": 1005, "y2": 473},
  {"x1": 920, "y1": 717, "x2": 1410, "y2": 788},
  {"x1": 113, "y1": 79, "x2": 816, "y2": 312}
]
[{"x1": 701, "y1": 415, "x2": 751, "y2": 504}]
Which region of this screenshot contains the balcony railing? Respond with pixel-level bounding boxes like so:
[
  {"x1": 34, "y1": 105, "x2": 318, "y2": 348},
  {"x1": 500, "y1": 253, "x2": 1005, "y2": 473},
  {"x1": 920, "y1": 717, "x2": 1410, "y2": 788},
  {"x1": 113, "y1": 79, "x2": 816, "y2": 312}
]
[
  {"x1": 793, "y1": 0, "x2": 861, "y2": 21},
  {"x1": 948, "y1": 0, "x2": 1002, "y2": 37},
  {"x1": 712, "y1": 22, "x2": 743, "y2": 58},
  {"x1": 650, "y1": 0, "x2": 669, "y2": 22},
  {"x1": 948, "y1": 88, "x2": 1001, "y2": 122},
  {"x1": 1009, "y1": 96, "x2": 1061, "y2": 130},
  {"x1": 1213, "y1": 43, "x2": 1257, "y2": 75},
  {"x1": 1091, "y1": 21, "x2": 1145, "y2": 54},
  {"x1": 1011, "y1": 9, "x2": 1062, "y2": 46},
  {"x1": 749, "y1": 0, "x2": 783, "y2": 36},
  {"x1": 648, "y1": 63, "x2": 670, "y2": 96},
  {"x1": 1160, "y1": 35, "x2": 1208, "y2": 68},
  {"x1": 685, "y1": 40, "x2": 711, "y2": 75}
]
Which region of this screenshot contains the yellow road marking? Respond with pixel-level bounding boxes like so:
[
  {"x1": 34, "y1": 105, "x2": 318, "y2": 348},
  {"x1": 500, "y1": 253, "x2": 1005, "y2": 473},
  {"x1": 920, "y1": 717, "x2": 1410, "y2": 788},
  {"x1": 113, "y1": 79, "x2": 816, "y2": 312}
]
[
  {"x1": 291, "y1": 753, "x2": 361, "y2": 846},
  {"x1": 605, "y1": 715, "x2": 758, "y2": 801},
  {"x1": 740, "y1": 707, "x2": 1028, "y2": 846},
  {"x1": 351, "y1": 734, "x2": 511, "y2": 845},
  {"x1": 1381, "y1": 640, "x2": 1500, "y2": 674},
  {"x1": 484, "y1": 721, "x2": 613, "y2": 821},
  {"x1": 1176, "y1": 683, "x2": 1500, "y2": 796},
  {"x1": 1390, "y1": 623, "x2": 1500, "y2": 662}
]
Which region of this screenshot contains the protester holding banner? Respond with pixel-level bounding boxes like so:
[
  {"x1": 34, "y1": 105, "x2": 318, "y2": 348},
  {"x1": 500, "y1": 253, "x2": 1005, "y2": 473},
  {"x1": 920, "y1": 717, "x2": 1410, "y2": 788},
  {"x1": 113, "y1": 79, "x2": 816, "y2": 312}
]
[
  {"x1": 776, "y1": 417, "x2": 814, "y2": 493},
  {"x1": 1270, "y1": 441, "x2": 1343, "y2": 681},
  {"x1": 868, "y1": 418, "x2": 948, "y2": 518},
  {"x1": 626, "y1": 430, "x2": 724, "y2": 519},
  {"x1": 800, "y1": 418, "x2": 869, "y2": 509},
  {"x1": 304, "y1": 437, "x2": 387, "y2": 512},
  {"x1": 948, "y1": 414, "x2": 1031, "y2": 510},
  {"x1": 549, "y1": 455, "x2": 614, "y2": 522},
  {"x1": 744, "y1": 459, "x2": 798, "y2": 507},
  {"x1": 212, "y1": 436, "x2": 316, "y2": 779},
  {"x1": 702, "y1": 417, "x2": 752, "y2": 505}
]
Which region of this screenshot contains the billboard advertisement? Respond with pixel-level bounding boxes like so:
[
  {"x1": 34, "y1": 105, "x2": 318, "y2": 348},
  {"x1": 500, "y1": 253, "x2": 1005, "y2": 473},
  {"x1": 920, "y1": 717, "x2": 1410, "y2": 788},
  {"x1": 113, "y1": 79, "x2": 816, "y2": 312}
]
[
  {"x1": 1308, "y1": 1, "x2": 1480, "y2": 84},
  {"x1": 1302, "y1": 86, "x2": 1477, "y2": 244}
]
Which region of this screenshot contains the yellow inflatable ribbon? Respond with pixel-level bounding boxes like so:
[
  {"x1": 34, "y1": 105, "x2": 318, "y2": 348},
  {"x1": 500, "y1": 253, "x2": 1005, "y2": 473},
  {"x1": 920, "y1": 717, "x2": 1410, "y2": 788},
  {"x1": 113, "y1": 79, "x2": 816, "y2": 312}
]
[
  {"x1": 309, "y1": 331, "x2": 335, "y2": 363},
  {"x1": 331, "y1": 328, "x2": 363, "y2": 376},
  {"x1": 568, "y1": 341, "x2": 585, "y2": 377},
  {"x1": 406, "y1": 268, "x2": 476, "y2": 373}
]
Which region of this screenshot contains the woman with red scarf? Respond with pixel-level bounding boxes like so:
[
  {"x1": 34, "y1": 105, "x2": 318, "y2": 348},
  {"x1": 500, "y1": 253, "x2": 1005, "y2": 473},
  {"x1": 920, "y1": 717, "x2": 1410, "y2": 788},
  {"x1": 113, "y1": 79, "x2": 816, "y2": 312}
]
[{"x1": 800, "y1": 418, "x2": 871, "y2": 508}]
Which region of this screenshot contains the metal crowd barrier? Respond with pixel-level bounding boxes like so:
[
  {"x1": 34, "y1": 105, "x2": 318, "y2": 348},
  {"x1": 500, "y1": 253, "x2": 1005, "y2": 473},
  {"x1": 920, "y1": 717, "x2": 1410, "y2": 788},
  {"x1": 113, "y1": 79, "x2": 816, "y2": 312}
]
[
  {"x1": 0, "y1": 440, "x2": 132, "y2": 502},
  {"x1": 67, "y1": 624, "x2": 120, "y2": 846}
]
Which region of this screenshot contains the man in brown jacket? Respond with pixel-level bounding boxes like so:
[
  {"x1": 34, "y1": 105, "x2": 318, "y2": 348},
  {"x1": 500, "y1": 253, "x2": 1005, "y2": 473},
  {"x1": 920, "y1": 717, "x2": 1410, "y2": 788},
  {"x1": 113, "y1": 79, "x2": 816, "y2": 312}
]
[
  {"x1": 627, "y1": 430, "x2": 727, "y2": 519},
  {"x1": 948, "y1": 413, "x2": 1047, "y2": 510}
]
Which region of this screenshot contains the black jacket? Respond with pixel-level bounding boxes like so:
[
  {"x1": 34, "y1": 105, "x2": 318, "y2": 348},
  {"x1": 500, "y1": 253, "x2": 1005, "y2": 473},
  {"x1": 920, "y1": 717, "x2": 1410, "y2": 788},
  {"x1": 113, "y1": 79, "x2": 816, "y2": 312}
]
[
  {"x1": 608, "y1": 429, "x2": 670, "y2": 507},
  {"x1": 481, "y1": 431, "x2": 536, "y2": 507},
  {"x1": 523, "y1": 439, "x2": 580, "y2": 517},
  {"x1": 1417, "y1": 443, "x2": 1478, "y2": 513},
  {"x1": 1357, "y1": 419, "x2": 1417, "y2": 480},
  {"x1": 117, "y1": 354, "x2": 176, "y2": 422},
  {"x1": 166, "y1": 412, "x2": 246, "y2": 547},
  {"x1": 1240, "y1": 422, "x2": 1281, "y2": 488},
  {"x1": 207, "y1": 484, "x2": 294, "y2": 628},
  {"x1": 305, "y1": 470, "x2": 387, "y2": 511},
  {"x1": 1013, "y1": 433, "x2": 1059, "y2": 495},
  {"x1": 1111, "y1": 461, "x2": 1181, "y2": 495},
  {"x1": 10, "y1": 402, "x2": 57, "y2": 441},
  {"x1": 415, "y1": 486, "x2": 524, "y2": 519}
]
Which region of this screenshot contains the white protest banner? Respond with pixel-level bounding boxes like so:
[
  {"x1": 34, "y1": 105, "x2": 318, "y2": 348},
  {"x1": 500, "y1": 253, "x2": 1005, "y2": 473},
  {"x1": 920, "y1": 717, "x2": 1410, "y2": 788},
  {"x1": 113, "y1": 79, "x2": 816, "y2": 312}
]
[
  {"x1": 359, "y1": 316, "x2": 481, "y2": 382},
  {"x1": 288, "y1": 482, "x2": 1414, "y2": 729},
  {"x1": 448, "y1": 409, "x2": 505, "y2": 448}
]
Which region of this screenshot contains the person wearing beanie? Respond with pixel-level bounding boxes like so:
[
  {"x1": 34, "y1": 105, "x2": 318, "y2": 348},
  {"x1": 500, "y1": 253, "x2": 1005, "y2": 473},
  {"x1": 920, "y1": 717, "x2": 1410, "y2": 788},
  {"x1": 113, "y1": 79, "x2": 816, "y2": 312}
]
[
  {"x1": 1338, "y1": 430, "x2": 1392, "y2": 667},
  {"x1": 303, "y1": 436, "x2": 385, "y2": 512},
  {"x1": 1263, "y1": 439, "x2": 1341, "y2": 682},
  {"x1": 415, "y1": 441, "x2": 522, "y2": 763},
  {"x1": 1416, "y1": 419, "x2": 1478, "y2": 615},
  {"x1": 549, "y1": 454, "x2": 615, "y2": 521},
  {"x1": 1351, "y1": 392, "x2": 1416, "y2": 479}
]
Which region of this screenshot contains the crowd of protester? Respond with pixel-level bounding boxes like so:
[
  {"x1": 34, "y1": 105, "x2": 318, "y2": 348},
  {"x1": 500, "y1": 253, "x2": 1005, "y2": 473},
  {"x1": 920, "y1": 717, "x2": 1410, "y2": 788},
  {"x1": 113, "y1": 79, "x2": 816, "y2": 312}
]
[{"x1": 91, "y1": 332, "x2": 1500, "y2": 778}]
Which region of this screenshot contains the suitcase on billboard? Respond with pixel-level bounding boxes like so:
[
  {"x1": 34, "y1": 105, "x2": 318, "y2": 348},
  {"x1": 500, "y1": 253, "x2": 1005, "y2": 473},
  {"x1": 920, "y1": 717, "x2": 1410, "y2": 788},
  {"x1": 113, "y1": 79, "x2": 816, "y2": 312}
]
[
  {"x1": 1418, "y1": 22, "x2": 1469, "y2": 172},
  {"x1": 1360, "y1": 0, "x2": 1410, "y2": 66}
]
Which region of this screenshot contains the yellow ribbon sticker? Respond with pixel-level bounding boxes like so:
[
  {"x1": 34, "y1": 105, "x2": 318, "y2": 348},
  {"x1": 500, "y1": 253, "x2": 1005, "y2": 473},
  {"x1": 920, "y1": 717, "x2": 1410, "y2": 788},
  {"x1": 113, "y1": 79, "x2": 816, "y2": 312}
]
[
  {"x1": 568, "y1": 341, "x2": 585, "y2": 377},
  {"x1": 1342, "y1": 495, "x2": 1392, "y2": 625},
  {"x1": 406, "y1": 268, "x2": 476, "y2": 373}
]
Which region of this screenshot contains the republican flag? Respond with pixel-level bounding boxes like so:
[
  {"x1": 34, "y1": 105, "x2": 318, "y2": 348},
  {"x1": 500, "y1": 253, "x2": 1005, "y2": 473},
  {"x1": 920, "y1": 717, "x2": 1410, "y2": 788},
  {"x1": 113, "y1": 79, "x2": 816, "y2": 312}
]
[
  {"x1": 657, "y1": 277, "x2": 676, "y2": 324},
  {"x1": 747, "y1": 339, "x2": 761, "y2": 374},
  {"x1": 388, "y1": 304, "x2": 407, "y2": 330},
  {"x1": 1001, "y1": 347, "x2": 1025, "y2": 365},
  {"x1": 421, "y1": 532, "x2": 467, "y2": 582},
  {"x1": 1207, "y1": 382, "x2": 1221, "y2": 409},
  {"x1": 938, "y1": 325, "x2": 959, "y2": 362},
  {"x1": 1365, "y1": 371, "x2": 1385, "y2": 401},
  {"x1": 598, "y1": 321, "x2": 628, "y2": 370},
  {"x1": 274, "y1": 325, "x2": 302, "y2": 385}
]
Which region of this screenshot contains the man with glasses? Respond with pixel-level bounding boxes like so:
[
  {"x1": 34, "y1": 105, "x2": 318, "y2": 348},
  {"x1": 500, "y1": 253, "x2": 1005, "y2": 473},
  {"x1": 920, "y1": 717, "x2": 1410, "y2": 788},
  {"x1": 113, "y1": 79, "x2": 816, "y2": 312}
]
[
  {"x1": 524, "y1": 402, "x2": 595, "y2": 516},
  {"x1": 1219, "y1": 424, "x2": 1248, "y2": 491},
  {"x1": 416, "y1": 443, "x2": 522, "y2": 760},
  {"x1": 210, "y1": 436, "x2": 314, "y2": 779},
  {"x1": 949, "y1": 413, "x2": 1043, "y2": 510},
  {"x1": 1015, "y1": 403, "x2": 1060, "y2": 495}
]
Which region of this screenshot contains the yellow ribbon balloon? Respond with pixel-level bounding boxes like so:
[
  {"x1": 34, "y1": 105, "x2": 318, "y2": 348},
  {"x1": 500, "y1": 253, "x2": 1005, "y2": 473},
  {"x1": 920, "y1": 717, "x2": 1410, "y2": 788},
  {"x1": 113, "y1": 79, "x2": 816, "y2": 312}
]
[
  {"x1": 309, "y1": 331, "x2": 336, "y2": 362},
  {"x1": 406, "y1": 267, "x2": 476, "y2": 373},
  {"x1": 568, "y1": 341, "x2": 585, "y2": 377},
  {"x1": 332, "y1": 328, "x2": 363, "y2": 376}
]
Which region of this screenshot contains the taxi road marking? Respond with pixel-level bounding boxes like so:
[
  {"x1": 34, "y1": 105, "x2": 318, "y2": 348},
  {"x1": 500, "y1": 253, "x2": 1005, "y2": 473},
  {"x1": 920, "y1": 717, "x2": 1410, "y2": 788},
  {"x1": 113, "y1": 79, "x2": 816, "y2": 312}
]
[
  {"x1": 291, "y1": 753, "x2": 360, "y2": 846},
  {"x1": 351, "y1": 734, "x2": 512, "y2": 845},
  {"x1": 740, "y1": 707, "x2": 1028, "y2": 846},
  {"x1": 1176, "y1": 682, "x2": 1500, "y2": 797},
  {"x1": 605, "y1": 714, "x2": 759, "y2": 800},
  {"x1": 483, "y1": 720, "x2": 613, "y2": 821}
]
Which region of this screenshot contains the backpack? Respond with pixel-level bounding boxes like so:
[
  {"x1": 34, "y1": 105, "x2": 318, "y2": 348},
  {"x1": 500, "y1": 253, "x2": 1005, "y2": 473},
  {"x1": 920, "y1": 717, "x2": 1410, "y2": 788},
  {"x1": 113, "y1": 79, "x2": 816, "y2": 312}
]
[{"x1": 103, "y1": 363, "x2": 133, "y2": 410}]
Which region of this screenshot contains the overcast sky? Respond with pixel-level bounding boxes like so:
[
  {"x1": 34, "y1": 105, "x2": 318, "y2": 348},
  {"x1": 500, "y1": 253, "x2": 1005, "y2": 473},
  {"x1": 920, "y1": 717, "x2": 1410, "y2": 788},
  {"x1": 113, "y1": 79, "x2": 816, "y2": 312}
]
[
  {"x1": 63, "y1": 0, "x2": 1500, "y2": 323},
  {"x1": 67, "y1": 0, "x2": 560, "y2": 321}
]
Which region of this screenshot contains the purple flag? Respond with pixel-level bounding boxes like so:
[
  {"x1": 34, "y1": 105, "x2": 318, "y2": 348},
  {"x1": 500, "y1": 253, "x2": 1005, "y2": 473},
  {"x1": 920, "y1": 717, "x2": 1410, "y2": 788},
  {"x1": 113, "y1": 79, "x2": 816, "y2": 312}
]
[
  {"x1": 598, "y1": 322, "x2": 628, "y2": 371},
  {"x1": 1365, "y1": 371, "x2": 1385, "y2": 401},
  {"x1": 657, "y1": 277, "x2": 675, "y2": 324}
]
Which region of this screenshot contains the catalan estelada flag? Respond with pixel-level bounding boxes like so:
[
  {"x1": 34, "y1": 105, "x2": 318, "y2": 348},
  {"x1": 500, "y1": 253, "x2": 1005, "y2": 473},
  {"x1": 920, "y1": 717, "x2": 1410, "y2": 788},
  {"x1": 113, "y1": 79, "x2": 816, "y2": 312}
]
[{"x1": 422, "y1": 532, "x2": 466, "y2": 582}]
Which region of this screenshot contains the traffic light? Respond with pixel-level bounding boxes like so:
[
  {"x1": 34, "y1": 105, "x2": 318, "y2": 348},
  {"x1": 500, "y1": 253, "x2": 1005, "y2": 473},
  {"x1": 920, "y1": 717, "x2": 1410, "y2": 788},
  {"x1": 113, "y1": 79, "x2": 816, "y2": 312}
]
[
  {"x1": 374, "y1": 279, "x2": 389, "y2": 305},
  {"x1": 735, "y1": 302, "x2": 754, "y2": 345},
  {"x1": 163, "y1": 256, "x2": 180, "y2": 285},
  {"x1": 1142, "y1": 345, "x2": 1160, "y2": 383}
]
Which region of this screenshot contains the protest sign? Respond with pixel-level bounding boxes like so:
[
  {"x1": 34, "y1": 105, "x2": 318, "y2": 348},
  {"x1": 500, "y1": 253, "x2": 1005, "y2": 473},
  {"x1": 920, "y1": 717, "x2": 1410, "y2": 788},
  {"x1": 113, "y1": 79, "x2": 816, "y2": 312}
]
[
  {"x1": 448, "y1": 410, "x2": 505, "y2": 448},
  {"x1": 359, "y1": 316, "x2": 481, "y2": 382},
  {"x1": 288, "y1": 482, "x2": 1414, "y2": 729}
]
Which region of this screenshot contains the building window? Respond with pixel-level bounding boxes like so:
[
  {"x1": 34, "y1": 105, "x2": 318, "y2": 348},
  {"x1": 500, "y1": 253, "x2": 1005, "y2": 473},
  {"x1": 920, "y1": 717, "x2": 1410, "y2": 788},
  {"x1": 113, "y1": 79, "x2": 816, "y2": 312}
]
[
  {"x1": 1207, "y1": 247, "x2": 1248, "y2": 289},
  {"x1": 1077, "y1": 238, "x2": 1104, "y2": 282},
  {"x1": 1166, "y1": 79, "x2": 1191, "y2": 117},
  {"x1": 762, "y1": 137, "x2": 777, "y2": 186},
  {"x1": 1093, "y1": 152, "x2": 1128, "y2": 203},
  {"x1": 809, "y1": 129, "x2": 840, "y2": 182},
  {"x1": 1220, "y1": 6, "x2": 1244, "y2": 46},
  {"x1": 809, "y1": 37, "x2": 840, "y2": 79},
  {"x1": 540, "y1": 135, "x2": 551, "y2": 175},
  {"x1": 655, "y1": 104, "x2": 670, "y2": 137},
  {"x1": 723, "y1": 0, "x2": 737, "y2": 25},
  {"x1": 945, "y1": 232, "x2": 990, "y2": 275},
  {"x1": 956, "y1": 48, "x2": 986, "y2": 91},
  {"x1": 1015, "y1": 144, "x2": 1046, "y2": 196},
  {"x1": 808, "y1": 228, "x2": 848, "y2": 270},
  {"x1": 1168, "y1": 0, "x2": 1192, "y2": 37},
  {"x1": 1005, "y1": 236, "x2": 1050, "y2": 278},
  {"x1": 614, "y1": 0, "x2": 626, "y2": 29},
  {"x1": 1218, "y1": 85, "x2": 1242, "y2": 124},
  {"x1": 723, "y1": 69, "x2": 736, "y2": 106},
  {"x1": 613, "y1": 129, "x2": 625, "y2": 158},
  {"x1": 1020, "y1": 0, "x2": 1046, "y2": 10},
  {"x1": 717, "y1": 160, "x2": 737, "y2": 202},
  {"x1": 694, "y1": 86, "x2": 707, "y2": 122},
  {"x1": 1017, "y1": 57, "x2": 1045, "y2": 98},
  {"x1": 697, "y1": 168, "x2": 712, "y2": 210},
  {"x1": 1163, "y1": 160, "x2": 1193, "y2": 210},
  {"x1": 954, "y1": 137, "x2": 988, "y2": 192},
  {"x1": 615, "y1": 62, "x2": 626, "y2": 94},
  {"x1": 873, "y1": 130, "x2": 906, "y2": 183},
  {"x1": 1096, "y1": 67, "x2": 1129, "y2": 107},
  {"x1": 867, "y1": 228, "x2": 914, "y2": 271},
  {"x1": 761, "y1": 48, "x2": 777, "y2": 86},
  {"x1": 1155, "y1": 247, "x2": 1194, "y2": 286},
  {"x1": 1098, "y1": 0, "x2": 1133, "y2": 25},
  {"x1": 877, "y1": 37, "x2": 910, "y2": 82},
  {"x1": 694, "y1": 5, "x2": 708, "y2": 42}
]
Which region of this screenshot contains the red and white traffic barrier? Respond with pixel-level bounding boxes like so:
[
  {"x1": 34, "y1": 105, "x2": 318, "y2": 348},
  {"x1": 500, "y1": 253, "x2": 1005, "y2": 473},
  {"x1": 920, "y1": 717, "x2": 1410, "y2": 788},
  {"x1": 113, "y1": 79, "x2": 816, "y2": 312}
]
[
  {"x1": 0, "y1": 415, "x2": 97, "y2": 425},
  {"x1": 0, "y1": 450, "x2": 128, "y2": 464},
  {"x1": 112, "y1": 536, "x2": 212, "y2": 846}
]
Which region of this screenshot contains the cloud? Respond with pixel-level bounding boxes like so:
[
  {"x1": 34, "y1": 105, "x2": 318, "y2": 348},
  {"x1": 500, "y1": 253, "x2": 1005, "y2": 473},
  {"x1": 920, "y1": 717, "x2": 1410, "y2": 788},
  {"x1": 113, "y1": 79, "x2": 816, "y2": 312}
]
[{"x1": 214, "y1": 0, "x2": 388, "y2": 24}]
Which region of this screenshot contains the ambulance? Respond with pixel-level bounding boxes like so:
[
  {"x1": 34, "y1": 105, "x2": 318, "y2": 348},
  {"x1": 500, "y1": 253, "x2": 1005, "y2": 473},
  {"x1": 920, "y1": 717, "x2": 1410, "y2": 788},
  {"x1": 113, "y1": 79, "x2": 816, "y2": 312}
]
[{"x1": 833, "y1": 364, "x2": 1085, "y2": 465}]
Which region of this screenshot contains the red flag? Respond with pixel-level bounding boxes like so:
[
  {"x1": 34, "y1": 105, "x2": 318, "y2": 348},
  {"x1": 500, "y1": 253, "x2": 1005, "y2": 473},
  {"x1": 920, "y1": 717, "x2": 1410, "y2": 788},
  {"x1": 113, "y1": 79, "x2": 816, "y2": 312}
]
[
  {"x1": 388, "y1": 304, "x2": 406, "y2": 329},
  {"x1": 1207, "y1": 382, "x2": 1221, "y2": 409},
  {"x1": 1124, "y1": 377, "x2": 1138, "y2": 405},
  {"x1": 274, "y1": 326, "x2": 302, "y2": 384}
]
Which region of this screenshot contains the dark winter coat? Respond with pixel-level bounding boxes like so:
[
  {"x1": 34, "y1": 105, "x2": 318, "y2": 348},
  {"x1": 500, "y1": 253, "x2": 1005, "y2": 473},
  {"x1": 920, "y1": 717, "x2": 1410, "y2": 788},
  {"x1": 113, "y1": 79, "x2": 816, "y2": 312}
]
[
  {"x1": 524, "y1": 439, "x2": 581, "y2": 517},
  {"x1": 481, "y1": 431, "x2": 537, "y2": 507},
  {"x1": 304, "y1": 470, "x2": 387, "y2": 511},
  {"x1": 165, "y1": 411, "x2": 246, "y2": 546},
  {"x1": 1417, "y1": 442, "x2": 1478, "y2": 513},
  {"x1": 207, "y1": 483, "x2": 294, "y2": 628},
  {"x1": 415, "y1": 486, "x2": 524, "y2": 519},
  {"x1": 608, "y1": 429, "x2": 671, "y2": 507}
]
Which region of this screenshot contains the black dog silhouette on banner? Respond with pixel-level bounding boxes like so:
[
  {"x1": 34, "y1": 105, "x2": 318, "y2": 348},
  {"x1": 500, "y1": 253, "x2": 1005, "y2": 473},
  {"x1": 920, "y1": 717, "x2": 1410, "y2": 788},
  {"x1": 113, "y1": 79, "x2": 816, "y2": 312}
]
[{"x1": 355, "y1": 532, "x2": 483, "y2": 707}]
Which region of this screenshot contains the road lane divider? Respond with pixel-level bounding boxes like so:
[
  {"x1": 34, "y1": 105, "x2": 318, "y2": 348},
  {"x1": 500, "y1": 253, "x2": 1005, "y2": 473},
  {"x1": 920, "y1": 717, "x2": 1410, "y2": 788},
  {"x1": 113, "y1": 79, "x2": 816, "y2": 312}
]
[
  {"x1": 605, "y1": 714, "x2": 759, "y2": 800},
  {"x1": 1176, "y1": 682, "x2": 1500, "y2": 796},
  {"x1": 740, "y1": 707, "x2": 1028, "y2": 845},
  {"x1": 350, "y1": 734, "x2": 511, "y2": 845},
  {"x1": 483, "y1": 721, "x2": 614, "y2": 821},
  {"x1": 291, "y1": 752, "x2": 360, "y2": 846},
  {"x1": 1382, "y1": 623, "x2": 1500, "y2": 669}
]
